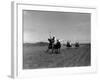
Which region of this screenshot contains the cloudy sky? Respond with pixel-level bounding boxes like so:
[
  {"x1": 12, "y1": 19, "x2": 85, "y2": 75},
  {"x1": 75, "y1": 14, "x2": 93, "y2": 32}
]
[{"x1": 23, "y1": 10, "x2": 91, "y2": 43}]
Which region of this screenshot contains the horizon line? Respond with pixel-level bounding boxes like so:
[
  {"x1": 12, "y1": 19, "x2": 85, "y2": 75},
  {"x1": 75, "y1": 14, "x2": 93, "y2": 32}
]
[{"x1": 23, "y1": 41, "x2": 91, "y2": 44}]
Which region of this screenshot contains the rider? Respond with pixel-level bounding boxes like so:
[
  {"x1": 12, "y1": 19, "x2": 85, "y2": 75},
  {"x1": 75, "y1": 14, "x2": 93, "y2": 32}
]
[
  {"x1": 48, "y1": 32, "x2": 56, "y2": 49},
  {"x1": 49, "y1": 32, "x2": 56, "y2": 44},
  {"x1": 56, "y1": 39, "x2": 61, "y2": 48},
  {"x1": 52, "y1": 35, "x2": 56, "y2": 44}
]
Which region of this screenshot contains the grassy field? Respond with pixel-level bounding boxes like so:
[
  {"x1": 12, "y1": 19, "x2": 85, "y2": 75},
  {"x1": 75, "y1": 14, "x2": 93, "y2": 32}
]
[{"x1": 23, "y1": 43, "x2": 91, "y2": 69}]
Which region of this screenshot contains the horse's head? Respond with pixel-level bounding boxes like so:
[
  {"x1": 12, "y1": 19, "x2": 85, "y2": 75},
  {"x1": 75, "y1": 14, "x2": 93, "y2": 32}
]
[{"x1": 48, "y1": 38, "x2": 52, "y2": 44}]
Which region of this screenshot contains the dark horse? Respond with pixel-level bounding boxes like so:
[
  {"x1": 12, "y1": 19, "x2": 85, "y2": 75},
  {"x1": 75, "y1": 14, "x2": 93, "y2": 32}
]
[
  {"x1": 75, "y1": 42, "x2": 79, "y2": 48},
  {"x1": 66, "y1": 41, "x2": 72, "y2": 48},
  {"x1": 53, "y1": 40, "x2": 61, "y2": 53},
  {"x1": 47, "y1": 37, "x2": 61, "y2": 53}
]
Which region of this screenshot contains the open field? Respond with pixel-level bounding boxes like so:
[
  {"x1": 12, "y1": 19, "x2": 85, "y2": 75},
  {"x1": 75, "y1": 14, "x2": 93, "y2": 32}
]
[{"x1": 23, "y1": 43, "x2": 91, "y2": 69}]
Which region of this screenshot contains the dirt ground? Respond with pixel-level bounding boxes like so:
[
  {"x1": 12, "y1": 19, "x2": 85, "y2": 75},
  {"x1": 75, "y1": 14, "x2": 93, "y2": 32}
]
[{"x1": 23, "y1": 44, "x2": 91, "y2": 69}]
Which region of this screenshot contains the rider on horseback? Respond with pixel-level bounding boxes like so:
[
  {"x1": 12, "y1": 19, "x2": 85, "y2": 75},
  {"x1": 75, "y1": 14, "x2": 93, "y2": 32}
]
[
  {"x1": 48, "y1": 35, "x2": 55, "y2": 49},
  {"x1": 47, "y1": 32, "x2": 56, "y2": 53},
  {"x1": 47, "y1": 32, "x2": 61, "y2": 53}
]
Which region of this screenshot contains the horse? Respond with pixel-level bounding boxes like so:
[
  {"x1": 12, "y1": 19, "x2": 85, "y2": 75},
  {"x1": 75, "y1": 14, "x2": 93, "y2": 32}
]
[
  {"x1": 75, "y1": 42, "x2": 79, "y2": 48},
  {"x1": 53, "y1": 40, "x2": 61, "y2": 53},
  {"x1": 66, "y1": 41, "x2": 72, "y2": 48},
  {"x1": 46, "y1": 37, "x2": 55, "y2": 53}
]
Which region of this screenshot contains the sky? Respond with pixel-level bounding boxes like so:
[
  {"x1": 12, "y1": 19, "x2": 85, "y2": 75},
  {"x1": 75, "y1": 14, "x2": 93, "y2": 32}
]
[{"x1": 23, "y1": 10, "x2": 91, "y2": 43}]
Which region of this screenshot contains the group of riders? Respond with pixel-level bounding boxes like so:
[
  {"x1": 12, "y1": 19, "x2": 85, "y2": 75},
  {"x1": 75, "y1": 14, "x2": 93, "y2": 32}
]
[
  {"x1": 47, "y1": 34, "x2": 80, "y2": 54},
  {"x1": 47, "y1": 36, "x2": 61, "y2": 53}
]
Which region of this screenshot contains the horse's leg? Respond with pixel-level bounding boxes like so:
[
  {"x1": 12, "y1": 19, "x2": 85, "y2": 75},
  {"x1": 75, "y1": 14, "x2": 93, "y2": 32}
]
[
  {"x1": 52, "y1": 44, "x2": 54, "y2": 53},
  {"x1": 56, "y1": 49, "x2": 57, "y2": 53},
  {"x1": 52, "y1": 48, "x2": 53, "y2": 53},
  {"x1": 57, "y1": 49, "x2": 58, "y2": 53},
  {"x1": 55, "y1": 49, "x2": 57, "y2": 54},
  {"x1": 59, "y1": 48, "x2": 60, "y2": 53}
]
